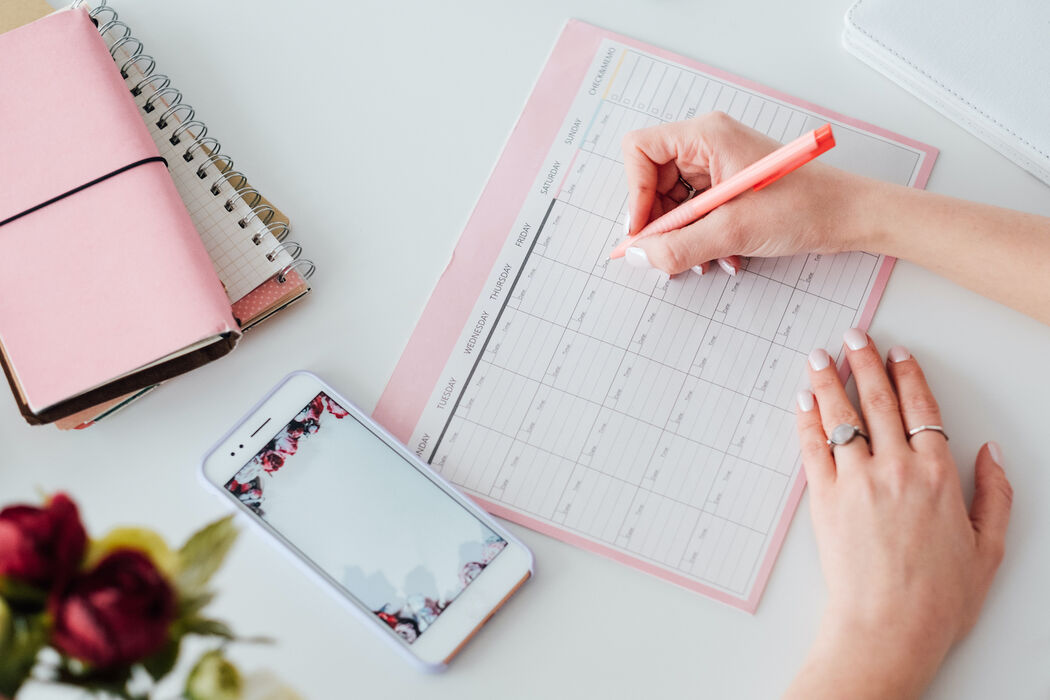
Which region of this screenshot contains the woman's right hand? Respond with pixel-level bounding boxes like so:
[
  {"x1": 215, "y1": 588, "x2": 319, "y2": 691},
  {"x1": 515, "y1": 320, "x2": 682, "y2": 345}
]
[{"x1": 621, "y1": 112, "x2": 875, "y2": 275}]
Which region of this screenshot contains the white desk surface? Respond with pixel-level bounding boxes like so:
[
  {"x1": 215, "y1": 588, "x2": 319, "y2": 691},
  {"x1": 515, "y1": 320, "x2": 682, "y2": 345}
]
[{"x1": 15, "y1": 1, "x2": 1049, "y2": 697}]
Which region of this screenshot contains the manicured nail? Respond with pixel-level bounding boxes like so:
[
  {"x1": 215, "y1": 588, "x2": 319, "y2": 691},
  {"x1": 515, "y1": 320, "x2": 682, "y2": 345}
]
[
  {"x1": 796, "y1": 390, "x2": 815, "y2": 412},
  {"x1": 843, "y1": 327, "x2": 868, "y2": 350},
  {"x1": 717, "y1": 258, "x2": 736, "y2": 276},
  {"x1": 625, "y1": 247, "x2": 652, "y2": 269},
  {"x1": 623, "y1": 209, "x2": 632, "y2": 236},
  {"x1": 887, "y1": 345, "x2": 911, "y2": 363},
  {"x1": 988, "y1": 441, "x2": 1004, "y2": 467},
  {"x1": 691, "y1": 265, "x2": 705, "y2": 277},
  {"x1": 808, "y1": 348, "x2": 831, "y2": 371}
]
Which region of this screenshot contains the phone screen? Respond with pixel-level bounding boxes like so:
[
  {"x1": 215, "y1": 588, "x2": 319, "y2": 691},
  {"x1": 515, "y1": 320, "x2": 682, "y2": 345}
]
[{"x1": 224, "y1": 392, "x2": 507, "y2": 644}]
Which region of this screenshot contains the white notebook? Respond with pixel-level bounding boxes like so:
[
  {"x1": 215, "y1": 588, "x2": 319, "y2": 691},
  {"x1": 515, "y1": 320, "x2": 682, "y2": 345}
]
[
  {"x1": 85, "y1": 0, "x2": 316, "y2": 306},
  {"x1": 843, "y1": 0, "x2": 1050, "y2": 185}
]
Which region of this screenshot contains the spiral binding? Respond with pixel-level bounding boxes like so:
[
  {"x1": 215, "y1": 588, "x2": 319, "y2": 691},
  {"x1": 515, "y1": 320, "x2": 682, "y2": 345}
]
[
  {"x1": 267, "y1": 241, "x2": 303, "y2": 263},
  {"x1": 73, "y1": 0, "x2": 315, "y2": 284},
  {"x1": 131, "y1": 74, "x2": 169, "y2": 97},
  {"x1": 278, "y1": 260, "x2": 317, "y2": 285},
  {"x1": 255, "y1": 221, "x2": 290, "y2": 243},
  {"x1": 119, "y1": 54, "x2": 154, "y2": 79},
  {"x1": 225, "y1": 187, "x2": 262, "y2": 212}
]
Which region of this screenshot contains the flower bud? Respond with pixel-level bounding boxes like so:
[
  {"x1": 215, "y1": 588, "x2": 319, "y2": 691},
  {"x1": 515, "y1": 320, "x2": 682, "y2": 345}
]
[
  {"x1": 185, "y1": 650, "x2": 242, "y2": 700},
  {"x1": 49, "y1": 550, "x2": 175, "y2": 669},
  {"x1": 0, "y1": 494, "x2": 86, "y2": 593}
]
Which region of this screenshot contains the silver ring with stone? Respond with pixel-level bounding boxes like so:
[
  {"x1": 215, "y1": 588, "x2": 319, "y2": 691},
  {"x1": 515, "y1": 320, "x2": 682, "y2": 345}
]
[
  {"x1": 907, "y1": 425, "x2": 949, "y2": 441},
  {"x1": 826, "y1": 423, "x2": 869, "y2": 449}
]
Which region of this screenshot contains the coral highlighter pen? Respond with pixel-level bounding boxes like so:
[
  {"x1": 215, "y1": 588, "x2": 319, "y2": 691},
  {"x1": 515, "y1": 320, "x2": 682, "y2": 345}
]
[{"x1": 610, "y1": 123, "x2": 836, "y2": 260}]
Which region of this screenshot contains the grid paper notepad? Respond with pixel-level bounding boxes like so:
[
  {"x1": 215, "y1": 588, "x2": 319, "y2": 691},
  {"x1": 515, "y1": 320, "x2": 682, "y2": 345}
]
[
  {"x1": 375, "y1": 21, "x2": 937, "y2": 611},
  {"x1": 104, "y1": 33, "x2": 294, "y2": 303},
  {"x1": 140, "y1": 119, "x2": 293, "y2": 302}
]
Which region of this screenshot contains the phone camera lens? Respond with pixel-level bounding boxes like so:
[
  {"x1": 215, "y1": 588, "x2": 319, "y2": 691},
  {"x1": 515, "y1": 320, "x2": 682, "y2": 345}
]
[
  {"x1": 230, "y1": 451, "x2": 235, "y2": 456},
  {"x1": 238, "y1": 444, "x2": 244, "y2": 449}
]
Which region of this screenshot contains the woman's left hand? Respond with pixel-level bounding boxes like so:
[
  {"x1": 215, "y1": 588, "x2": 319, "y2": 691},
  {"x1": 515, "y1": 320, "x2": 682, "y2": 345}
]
[{"x1": 785, "y1": 330, "x2": 1013, "y2": 700}]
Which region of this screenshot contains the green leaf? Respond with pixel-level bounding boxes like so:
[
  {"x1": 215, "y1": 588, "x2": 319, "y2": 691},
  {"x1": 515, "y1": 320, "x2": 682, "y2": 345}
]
[
  {"x1": 140, "y1": 633, "x2": 182, "y2": 682},
  {"x1": 176, "y1": 516, "x2": 239, "y2": 595},
  {"x1": 0, "y1": 596, "x2": 10, "y2": 649},
  {"x1": 0, "y1": 578, "x2": 47, "y2": 612},
  {"x1": 0, "y1": 612, "x2": 48, "y2": 697},
  {"x1": 182, "y1": 617, "x2": 236, "y2": 640},
  {"x1": 178, "y1": 591, "x2": 217, "y2": 619}
]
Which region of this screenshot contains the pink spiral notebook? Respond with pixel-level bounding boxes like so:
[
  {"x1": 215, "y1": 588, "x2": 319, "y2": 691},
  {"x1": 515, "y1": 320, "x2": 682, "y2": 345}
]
[
  {"x1": 374, "y1": 21, "x2": 936, "y2": 611},
  {"x1": 0, "y1": 2, "x2": 318, "y2": 428},
  {"x1": 0, "y1": 9, "x2": 239, "y2": 425}
]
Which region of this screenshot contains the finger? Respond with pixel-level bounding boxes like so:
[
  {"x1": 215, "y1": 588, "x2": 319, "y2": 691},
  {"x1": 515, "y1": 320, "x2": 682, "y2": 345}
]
[
  {"x1": 687, "y1": 172, "x2": 712, "y2": 192},
  {"x1": 885, "y1": 346, "x2": 949, "y2": 455},
  {"x1": 655, "y1": 161, "x2": 682, "y2": 196},
  {"x1": 630, "y1": 206, "x2": 739, "y2": 275},
  {"x1": 717, "y1": 257, "x2": 740, "y2": 276},
  {"x1": 796, "y1": 389, "x2": 835, "y2": 490},
  {"x1": 622, "y1": 123, "x2": 711, "y2": 236},
  {"x1": 622, "y1": 127, "x2": 680, "y2": 235},
  {"x1": 686, "y1": 255, "x2": 742, "y2": 277},
  {"x1": 807, "y1": 347, "x2": 870, "y2": 464},
  {"x1": 650, "y1": 194, "x2": 676, "y2": 221},
  {"x1": 689, "y1": 261, "x2": 711, "y2": 277},
  {"x1": 969, "y1": 442, "x2": 1012, "y2": 573},
  {"x1": 652, "y1": 189, "x2": 700, "y2": 220},
  {"x1": 622, "y1": 132, "x2": 660, "y2": 235},
  {"x1": 841, "y1": 329, "x2": 906, "y2": 453}
]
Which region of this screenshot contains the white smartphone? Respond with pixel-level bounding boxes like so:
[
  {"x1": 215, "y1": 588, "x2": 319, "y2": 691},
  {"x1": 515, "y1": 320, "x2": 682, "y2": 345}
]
[{"x1": 200, "y1": 371, "x2": 533, "y2": 671}]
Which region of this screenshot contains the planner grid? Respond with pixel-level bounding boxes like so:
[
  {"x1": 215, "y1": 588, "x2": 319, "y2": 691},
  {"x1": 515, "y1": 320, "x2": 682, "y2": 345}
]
[{"x1": 386, "y1": 33, "x2": 933, "y2": 608}]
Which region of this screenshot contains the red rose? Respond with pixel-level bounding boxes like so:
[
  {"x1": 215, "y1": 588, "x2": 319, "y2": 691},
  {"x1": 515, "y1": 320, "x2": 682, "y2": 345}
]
[
  {"x1": 320, "y1": 394, "x2": 349, "y2": 418},
  {"x1": 0, "y1": 493, "x2": 87, "y2": 591},
  {"x1": 50, "y1": 550, "x2": 176, "y2": 669},
  {"x1": 261, "y1": 450, "x2": 285, "y2": 471}
]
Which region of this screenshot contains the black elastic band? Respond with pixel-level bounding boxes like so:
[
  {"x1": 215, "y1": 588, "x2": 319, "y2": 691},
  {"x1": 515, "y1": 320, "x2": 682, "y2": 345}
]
[{"x1": 0, "y1": 156, "x2": 168, "y2": 228}]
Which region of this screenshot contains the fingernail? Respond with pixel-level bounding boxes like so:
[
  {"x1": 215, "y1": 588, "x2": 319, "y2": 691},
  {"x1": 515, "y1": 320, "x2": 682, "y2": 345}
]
[
  {"x1": 843, "y1": 327, "x2": 868, "y2": 351},
  {"x1": 796, "y1": 390, "x2": 815, "y2": 412},
  {"x1": 717, "y1": 258, "x2": 736, "y2": 276},
  {"x1": 988, "y1": 441, "x2": 1004, "y2": 467},
  {"x1": 808, "y1": 348, "x2": 831, "y2": 371},
  {"x1": 623, "y1": 209, "x2": 632, "y2": 236},
  {"x1": 625, "y1": 247, "x2": 652, "y2": 269},
  {"x1": 887, "y1": 345, "x2": 911, "y2": 363},
  {"x1": 691, "y1": 265, "x2": 705, "y2": 277}
]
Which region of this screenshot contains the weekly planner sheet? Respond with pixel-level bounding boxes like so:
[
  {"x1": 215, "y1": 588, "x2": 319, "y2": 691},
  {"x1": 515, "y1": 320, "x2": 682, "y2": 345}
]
[{"x1": 375, "y1": 21, "x2": 936, "y2": 611}]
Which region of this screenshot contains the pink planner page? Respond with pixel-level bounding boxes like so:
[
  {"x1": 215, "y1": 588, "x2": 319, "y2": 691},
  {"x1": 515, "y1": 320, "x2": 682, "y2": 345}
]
[
  {"x1": 0, "y1": 9, "x2": 237, "y2": 414},
  {"x1": 374, "y1": 21, "x2": 936, "y2": 612}
]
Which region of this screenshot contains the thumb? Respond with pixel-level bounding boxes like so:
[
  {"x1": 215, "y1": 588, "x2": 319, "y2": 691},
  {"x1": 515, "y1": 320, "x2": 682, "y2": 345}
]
[
  {"x1": 629, "y1": 206, "x2": 740, "y2": 275},
  {"x1": 969, "y1": 441, "x2": 1013, "y2": 571}
]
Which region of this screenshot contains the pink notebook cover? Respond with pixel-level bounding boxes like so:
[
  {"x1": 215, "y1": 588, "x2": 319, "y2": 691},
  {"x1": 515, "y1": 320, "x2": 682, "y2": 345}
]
[
  {"x1": 0, "y1": 9, "x2": 237, "y2": 415},
  {"x1": 374, "y1": 20, "x2": 936, "y2": 611}
]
